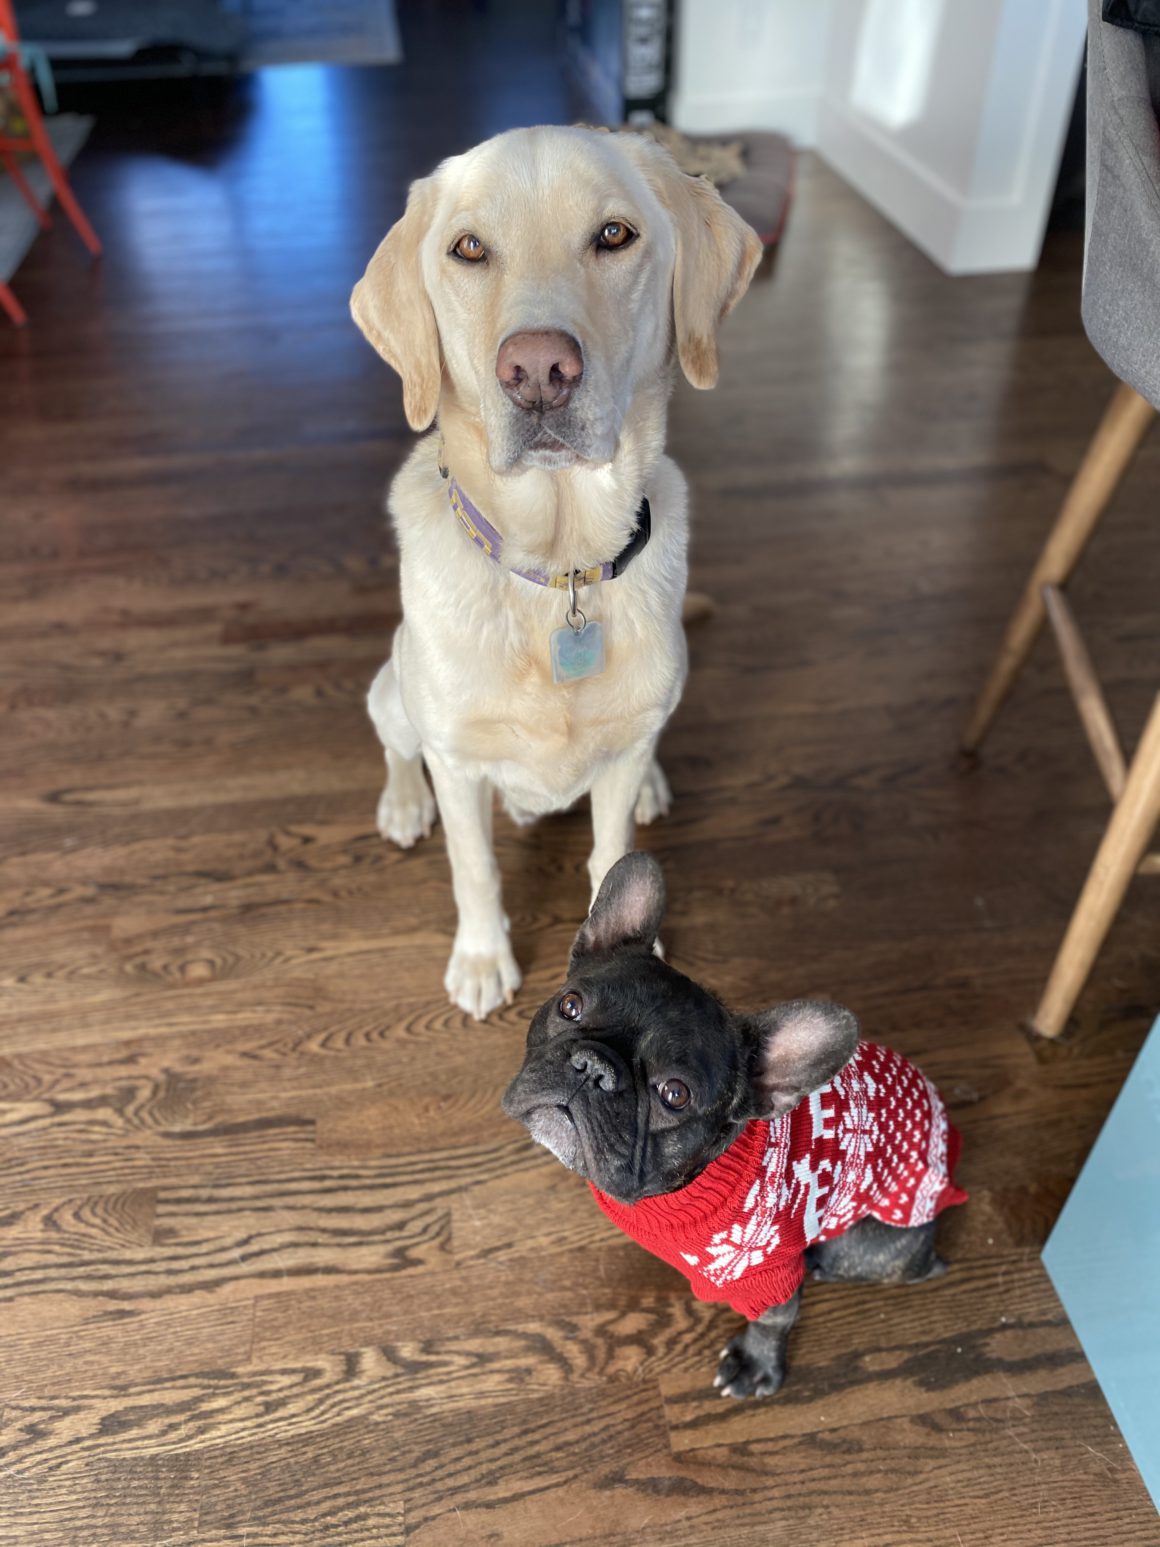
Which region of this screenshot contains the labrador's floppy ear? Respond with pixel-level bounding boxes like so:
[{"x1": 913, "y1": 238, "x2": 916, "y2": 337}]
[
  {"x1": 570, "y1": 852, "x2": 666, "y2": 966},
  {"x1": 620, "y1": 135, "x2": 763, "y2": 389},
  {"x1": 742, "y1": 1000, "x2": 860, "y2": 1121},
  {"x1": 351, "y1": 175, "x2": 442, "y2": 431}
]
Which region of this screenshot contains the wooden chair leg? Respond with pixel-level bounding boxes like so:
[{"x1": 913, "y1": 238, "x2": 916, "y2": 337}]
[
  {"x1": 961, "y1": 382, "x2": 1155, "y2": 753},
  {"x1": 1031, "y1": 693, "x2": 1160, "y2": 1038},
  {"x1": 1042, "y1": 584, "x2": 1127, "y2": 801}
]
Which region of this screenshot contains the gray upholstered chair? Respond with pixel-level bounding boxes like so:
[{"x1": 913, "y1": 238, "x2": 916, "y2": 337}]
[
  {"x1": 1084, "y1": 0, "x2": 1160, "y2": 404},
  {"x1": 962, "y1": 0, "x2": 1160, "y2": 1039}
]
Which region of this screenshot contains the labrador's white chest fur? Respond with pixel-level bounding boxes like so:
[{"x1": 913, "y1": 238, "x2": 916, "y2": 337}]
[{"x1": 384, "y1": 438, "x2": 688, "y2": 817}]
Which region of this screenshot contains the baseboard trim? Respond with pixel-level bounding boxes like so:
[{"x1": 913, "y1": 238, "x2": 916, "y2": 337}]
[{"x1": 816, "y1": 95, "x2": 1059, "y2": 275}]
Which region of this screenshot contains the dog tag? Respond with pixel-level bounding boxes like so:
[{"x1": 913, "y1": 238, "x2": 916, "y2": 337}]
[{"x1": 550, "y1": 619, "x2": 605, "y2": 684}]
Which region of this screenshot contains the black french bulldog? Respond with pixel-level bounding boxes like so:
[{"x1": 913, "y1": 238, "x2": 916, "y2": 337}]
[{"x1": 502, "y1": 852, "x2": 965, "y2": 1398}]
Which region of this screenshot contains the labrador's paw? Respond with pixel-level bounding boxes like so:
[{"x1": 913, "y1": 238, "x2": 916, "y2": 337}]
[
  {"x1": 445, "y1": 939, "x2": 522, "y2": 1020},
  {"x1": 376, "y1": 766, "x2": 437, "y2": 848},
  {"x1": 713, "y1": 1339, "x2": 785, "y2": 1400},
  {"x1": 634, "y1": 759, "x2": 672, "y2": 826}
]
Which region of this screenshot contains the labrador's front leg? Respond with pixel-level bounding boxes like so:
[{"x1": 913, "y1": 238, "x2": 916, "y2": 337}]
[
  {"x1": 588, "y1": 744, "x2": 657, "y2": 903},
  {"x1": 425, "y1": 752, "x2": 521, "y2": 1020}
]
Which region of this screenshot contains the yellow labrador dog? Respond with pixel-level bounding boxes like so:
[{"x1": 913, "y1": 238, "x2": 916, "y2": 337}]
[{"x1": 353, "y1": 125, "x2": 761, "y2": 1018}]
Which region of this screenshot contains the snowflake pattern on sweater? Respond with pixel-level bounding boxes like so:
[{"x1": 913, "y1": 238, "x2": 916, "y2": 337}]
[{"x1": 591, "y1": 1042, "x2": 966, "y2": 1319}]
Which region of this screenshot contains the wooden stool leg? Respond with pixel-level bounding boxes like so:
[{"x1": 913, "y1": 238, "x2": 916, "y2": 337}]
[
  {"x1": 1042, "y1": 584, "x2": 1127, "y2": 800},
  {"x1": 1031, "y1": 693, "x2": 1160, "y2": 1038},
  {"x1": 961, "y1": 383, "x2": 1155, "y2": 753}
]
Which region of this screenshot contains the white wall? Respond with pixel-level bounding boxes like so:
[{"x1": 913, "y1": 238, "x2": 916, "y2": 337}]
[
  {"x1": 817, "y1": 0, "x2": 1088, "y2": 274},
  {"x1": 671, "y1": 0, "x2": 1088, "y2": 275},
  {"x1": 670, "y1": 0, "x2": 835, "y2": 147}
]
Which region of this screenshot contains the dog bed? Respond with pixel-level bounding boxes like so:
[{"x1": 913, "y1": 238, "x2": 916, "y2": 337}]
[{"x1": 628, "y1": 124, "x2": 795, "y2": 247}]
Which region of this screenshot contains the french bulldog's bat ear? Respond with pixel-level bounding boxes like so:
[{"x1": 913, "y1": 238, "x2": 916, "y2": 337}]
[
  {"x1": 570, "y1": 852, "x2": 666, "y2": 965},
  {"x1": 742, "y1": 1000, "x2": 860, "y2": 1121}
]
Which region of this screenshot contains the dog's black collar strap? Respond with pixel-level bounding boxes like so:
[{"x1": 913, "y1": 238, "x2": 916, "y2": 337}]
[{"x1": 610, "y1": 498, "x2": 651, "y2": 577}]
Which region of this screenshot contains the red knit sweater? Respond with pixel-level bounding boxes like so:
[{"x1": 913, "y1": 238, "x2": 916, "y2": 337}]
[{"x1": 591, "y1": 1042, "x2": 966, "y2": 1319}]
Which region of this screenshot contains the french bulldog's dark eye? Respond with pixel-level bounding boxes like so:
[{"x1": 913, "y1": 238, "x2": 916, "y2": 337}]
[
  {"x1": 658, "y1": 1078, "x2": 690, "y2": 1110},
  {"x1": 559, "y1": 992, "x2": 584, "y2": 1021}
]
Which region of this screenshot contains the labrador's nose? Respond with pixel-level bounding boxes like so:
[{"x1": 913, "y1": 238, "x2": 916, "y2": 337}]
[
  {"x1": 496, "y1": 330, "x2": 583, "y2": 412},
  {"x1": 570, "y1": 1043, "x2": 620, "y2": 1093}
]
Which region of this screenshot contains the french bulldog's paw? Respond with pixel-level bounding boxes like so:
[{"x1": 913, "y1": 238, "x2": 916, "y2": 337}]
[
  {"x1": 445, "y1": 939, "x2": 522, "y2": 1020},
  {"x1": 634, "y1": 759, "x2": 672, "y2": 826},
  {"x1": 376, "y1": 768, "x2": 437, "y2": 848},
  {"x1": 713, "y1": 1340, "x2": 785, "y2": 1400}
]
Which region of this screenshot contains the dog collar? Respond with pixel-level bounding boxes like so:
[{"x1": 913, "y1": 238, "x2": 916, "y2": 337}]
[{"x1": 445, "y1": 473, "x2": 651, "y2": 591}]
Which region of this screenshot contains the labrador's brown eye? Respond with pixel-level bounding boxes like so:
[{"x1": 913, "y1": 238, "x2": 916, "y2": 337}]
[
  {"x1": 659, "y1": 1078, "x2": 690, "y2": 1110},
  {"x1": 453, "y1": 233, "x2": 486, "y2": 263},
  {"x1": 597, "y1": 220, "x2": 636, "y2": 251},
  {"x1": 559, "y1": 992, "x2": 584, "y2": 1021}
]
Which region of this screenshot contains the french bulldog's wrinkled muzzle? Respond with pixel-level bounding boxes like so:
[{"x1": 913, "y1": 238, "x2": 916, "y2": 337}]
[{"x1": 502, "y1": 1035, "x2": 644, "y2": 1197}]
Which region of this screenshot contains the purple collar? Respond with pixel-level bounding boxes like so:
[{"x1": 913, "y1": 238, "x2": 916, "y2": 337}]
[{"x1": 446, "y1": 475, "x2": 651, "y2": 591}]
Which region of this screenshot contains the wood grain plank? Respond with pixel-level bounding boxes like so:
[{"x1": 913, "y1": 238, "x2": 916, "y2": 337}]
[
  {"x1": 0, "y1": 1142, "x2": 540, "y2": 1327},
  {"x1": 191, "y1": 1506, "x2": 404, "y2": 1547},
  {"x1": 193, "y1": 1386, "x2": 671, "y2": 1543},
  {"x1": 250, "y1": 1238, "x2": 686, "y2": 1361},
  {"x1": 0, "y1": 1304, "x2": 254, "y2": 1399},
  {"x1": 0, "y1": 1458, "x2": 202, "y2": 1547},
  {"x1": 407, "y1": 1386, "x2": 1151, "y2": 1547}
]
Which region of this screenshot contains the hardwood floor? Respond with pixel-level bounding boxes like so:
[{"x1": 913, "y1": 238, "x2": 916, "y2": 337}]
[{"x1": 2, "y1": 4, "x2": 1159, "y2": 1542}]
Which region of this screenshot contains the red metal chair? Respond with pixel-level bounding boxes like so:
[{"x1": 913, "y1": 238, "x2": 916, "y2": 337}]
[{"x1": 0, "y1": 0, "x2": 101, "y2": 324}]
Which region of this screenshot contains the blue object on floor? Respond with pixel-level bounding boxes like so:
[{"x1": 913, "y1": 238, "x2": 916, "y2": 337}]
[{"x1": 1043, "y1": 1013, "x2": 1160, "y2": 1514}]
